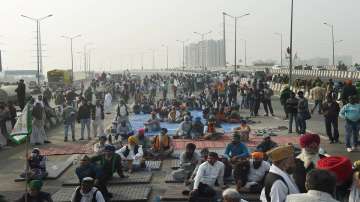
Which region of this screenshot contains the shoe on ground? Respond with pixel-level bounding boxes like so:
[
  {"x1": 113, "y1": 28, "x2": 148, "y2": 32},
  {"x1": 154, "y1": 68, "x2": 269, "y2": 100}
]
[
  {"x1": 79, "y1": 138, "x2": 84, "y2": 141},
  {"x1": 347, "y1": 148, "x2": 353, "y2": 153},
  {"x1": 182, "y1": 190, "x2": 190, "y2": 196},
  {"x1": 44, "y1": 140, "x2": 51, "y2": 144}
]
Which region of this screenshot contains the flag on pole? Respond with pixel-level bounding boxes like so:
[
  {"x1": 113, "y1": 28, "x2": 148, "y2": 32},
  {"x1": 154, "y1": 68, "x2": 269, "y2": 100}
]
[{"x1": 10, "y1": 103, "x2": 32, "y2": 144}]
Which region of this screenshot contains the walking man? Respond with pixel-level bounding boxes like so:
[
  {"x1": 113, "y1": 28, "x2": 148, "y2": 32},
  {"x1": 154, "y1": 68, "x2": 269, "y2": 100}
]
[{"x1": 339, "y1": 95, "x2": 360, "y2": 152}]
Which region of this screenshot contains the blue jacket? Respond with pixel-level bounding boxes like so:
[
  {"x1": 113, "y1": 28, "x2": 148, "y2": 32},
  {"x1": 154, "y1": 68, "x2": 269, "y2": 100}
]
[
  {"x1": 224, "y1": 142, "x2": 249, "y2": 159},
  {"x1": 340, "y1": 103, "x2": 360, "y2": 122},
  {"x1": 75, "y1": 163, "x2": 102, "y2": 182}
]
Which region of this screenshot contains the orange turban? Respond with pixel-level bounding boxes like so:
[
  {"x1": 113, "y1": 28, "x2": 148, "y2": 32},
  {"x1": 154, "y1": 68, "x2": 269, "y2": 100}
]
[{"x1": 251, "y1": 152, "x2": 264, "y2": 159}]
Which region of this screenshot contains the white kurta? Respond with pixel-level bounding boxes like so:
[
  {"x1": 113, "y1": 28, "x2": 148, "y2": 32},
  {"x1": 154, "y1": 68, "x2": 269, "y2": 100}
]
[
  {"x1": 260, "y1": 165, "x2": 300, "y2": 202},
  {"x1": 104, "y1": 93, "x2": 112, "y2": 113},
  {"x1": 116, "y1": 145, "x2": 144, "y2": 165},
  {"x1": 193, "y1": 161, "x2": 225, "y2": 189}
]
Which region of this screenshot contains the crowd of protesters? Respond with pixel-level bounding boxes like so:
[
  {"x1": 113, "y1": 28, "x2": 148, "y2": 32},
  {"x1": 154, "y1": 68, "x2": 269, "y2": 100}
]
[{"x1": 3, "y1": 70, "x2": 360, "y2": 202}]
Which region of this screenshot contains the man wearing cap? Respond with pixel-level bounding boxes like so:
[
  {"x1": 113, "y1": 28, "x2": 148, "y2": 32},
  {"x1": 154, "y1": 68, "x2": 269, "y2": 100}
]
[
  {"x1": 237, "y1": 152, "x2": 270, "y2": 193},
  {"x1": 116, "y1": 136, "x2": 144, "y2": 173},
  {"x1": 255, "y1": 134, "x2": 278, "y2": 155},
  {"x1": 150, "y1": 128, "x2": 174, "y2": 159},
  {"x1": 75, "y1": 155, "x2": 101, "y2": 183},
  {"x1": 71, "y1": 177, "x2": 105, "y2": 202},
  {"x1": 224, "y1": 133, "x2": 250, "y2": 163},
  {"x1": 16, "y1": 180, "x2": 53, "y2": 202},
  {"x1": 91, "y1": 144, "x2": 125, "y2": 199},
  {"x1": 144, "y1": 112, "x2": 161, "y2": 132},
  {"x1": 260, "y1": 145, "x2": 300, "y2": 202}
]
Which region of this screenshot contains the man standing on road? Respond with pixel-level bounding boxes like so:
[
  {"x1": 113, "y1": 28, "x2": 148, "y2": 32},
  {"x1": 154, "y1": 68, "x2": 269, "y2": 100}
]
[
  {"x1": 297, "y1": 91, "x2": 310, "y2": 135},
  {"x1": 321, "y1": 94, "x2": 340, "y2": 144},
  {"x1": 92, "y1": 100, "x2": 105, "y2": 138},
  {"x1": 15, "y1": 79, "x2": 26, "y2": 111},
  {"x1": 280, "y1": 86, "x2": 292, "y2": 119},
  {"x1": 263, "y1": 84, "x2": 274, "y2": 116},
  {"x1": 310, "y1": 84, "x2": 326, "y2": 114},
  {"x1": 339, "y1": 95, "x2": 360, "y2": 152},
  {"x1": 78, "y1": 99, "x2": 92, "y2": 140},
  {"x1": 286, "y1": 92, "x2": 299, "y2": 134}
]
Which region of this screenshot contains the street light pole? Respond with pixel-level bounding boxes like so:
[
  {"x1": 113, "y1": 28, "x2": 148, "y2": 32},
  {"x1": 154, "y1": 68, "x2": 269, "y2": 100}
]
[
  {"x1": 62, "y1": 34, "x2": 81, "y2": 83},
  {"x1": 176, "y1": 40, "x2": 188, "y2": 71},
  {"x1": 21, "y1": 14, "x2": 53, "y2": 85},
  {"x1": 289, "y1": 0, "x2": 294, "y2": 87},
  {"x1": 83, "y1": 43, "x2": 92, "y2": 79},
  {"x1": 222, "y1": 12, "x2": 226, "y2": 67},
  {"x1": 162, "y1": 44, "x2": 169, "y2": 69},
  {"x1": 223, "y1": 12, "x2": 250, "y2": 73},
  {"x1": 274, "y1": 32, "x2": 283, "y2": 66},
  {"x1": 240, "y1": 39, "x2": 247, "y2": 67},
  {"x1": 194, "y1": 31, "x2": 212, "y2": 71},
  {"x1": 324, "y1": 22, "x2": 335, "y2": 67}
]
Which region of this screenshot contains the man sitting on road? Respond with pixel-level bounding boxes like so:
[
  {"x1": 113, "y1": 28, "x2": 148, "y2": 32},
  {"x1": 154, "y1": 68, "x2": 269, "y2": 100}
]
[
  {"x1": 260, "y1": 145, "x2": 300, "y2": 202},
  {"x1": 235, "y1": 152, "x2": 270, "y2": 193},
  {"x1": 116, "y1": 136, "x2": 144, "y2": 173},
  {"x1": 71, "y1": 177, "x2": 105, "y2": 202},
  {"x1": 76, "y1": 155, "x2": 102, "y2": 183},
  {"x1": 224, "y1": 133, "x2": 250, "y2": 164},
  {"x1": 187, "y1": 152, "x2": 226, "y2": 202},
  {"x1": 150, "y1": 128, "x2": 174, "y2": 159},
  {"x1": 91, "y1": 145, "x2": 126, "y2": 199},
  {"x1": 175, "y1": 115, "x2": 193, "y2": 139},
  {"x1": 133, "y1": 128, "x2": 151, "y2": 157},
  {"x1": 144, "y1": 112, "x2": 161, "y2": 132},
  {"x1": 286, "y1": 169, "x2": 338, "y2": 202},
  {"x1": 255, "y1": 133, "x2": 278, "y2": 155},
  {"x1": 20, "y1": 148, "x2": 48, "y2": 180},
  {"x1": 171, "y1": 143, "x2": 200, "y2": 181},
  {"x1": 16, "y1": 180, "x2": 53, "y2": 202}
]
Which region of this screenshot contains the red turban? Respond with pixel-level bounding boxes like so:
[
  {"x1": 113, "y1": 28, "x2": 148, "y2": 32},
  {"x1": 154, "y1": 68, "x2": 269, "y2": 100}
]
[
  {"x1": 317, "y1": 156, "x2": 353, "y2": 184},
  {"x1": 138, "y1": 128, "x2": 145, "y2": 135},
  {"x1": 299, "y1": 133, "x2": 320, "y2": 148}
]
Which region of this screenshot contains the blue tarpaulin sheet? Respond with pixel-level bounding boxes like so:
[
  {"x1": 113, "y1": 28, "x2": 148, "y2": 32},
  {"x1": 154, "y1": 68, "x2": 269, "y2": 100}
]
[{"x1": 129, "y1": 110, "x2": 240, "y2": 136}]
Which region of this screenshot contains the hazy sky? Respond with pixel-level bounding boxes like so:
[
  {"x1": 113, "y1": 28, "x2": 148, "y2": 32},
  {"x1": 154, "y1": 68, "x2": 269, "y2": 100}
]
[{"x1": 0, "y1": 0, "x2": 359, "y2": 72}]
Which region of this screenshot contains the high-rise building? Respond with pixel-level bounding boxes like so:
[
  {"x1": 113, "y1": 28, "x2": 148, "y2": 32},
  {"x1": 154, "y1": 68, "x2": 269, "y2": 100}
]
[{"x1": 185, "y1": 39, "x2": 225, "y2": 69}]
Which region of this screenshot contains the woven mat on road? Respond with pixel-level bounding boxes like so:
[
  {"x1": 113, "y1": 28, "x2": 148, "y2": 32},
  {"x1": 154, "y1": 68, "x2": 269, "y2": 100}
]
[
  {"x1": 173, "y1": 135, "x2": 299, "y2": 150},
  {"x1": 160, "y1": 185, "x2": 188, "y2": 201},
  {"x1": 170, "y1": 159, "x2": 181, "y2": 170},
  {"x1": 145, "y1": 160, "x2": 162, "y2": 170},
  {"x1": 165, "y1": 173, "x2": 184, "y2": 183},
  {"x1": 40, "y1": 142, "x2": 94, "y2": 156},
  {"x1": 52, "y1": 185, "x2": 151, "y2": 202},
  {"x1": 63, "y1": 172, "x2": 153, "y2": 186}
]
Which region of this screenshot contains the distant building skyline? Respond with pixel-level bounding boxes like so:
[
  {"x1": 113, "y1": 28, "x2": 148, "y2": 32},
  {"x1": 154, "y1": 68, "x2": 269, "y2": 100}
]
[{"x1": 185, "y1": 39, "x2": 225, "y2": 68}]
